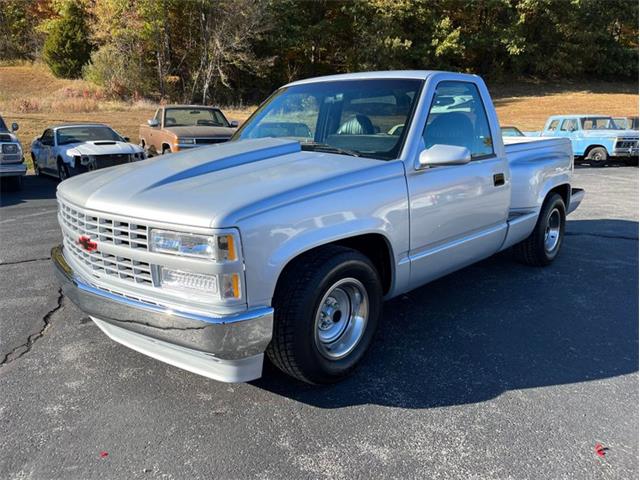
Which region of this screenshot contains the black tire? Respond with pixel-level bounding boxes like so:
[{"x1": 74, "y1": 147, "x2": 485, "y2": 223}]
[
  {"x1": 162, "y1": 145, "x2": 171, "y2": 155},
  {"x1": 267, "y1": 245, "x2": 383, "y2": 384},
  {"x1": 513, "y1": 193, "x2": 566, "y2": 267},
  {"x1": 586, "y1": 146, "x2": 608, "y2": 167},
  {"x1": 57, "y1": 160, "x2": 70, "y2": 181}
]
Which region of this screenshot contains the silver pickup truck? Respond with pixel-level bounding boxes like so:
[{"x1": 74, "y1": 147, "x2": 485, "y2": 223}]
[{"x1": 52, "y1": 71, "x2": 584, "y2": 384}]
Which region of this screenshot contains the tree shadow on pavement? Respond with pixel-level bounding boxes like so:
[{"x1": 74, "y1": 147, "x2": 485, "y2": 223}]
[
  {"x1": 0, "y1": 174, "x2": 58, "y2": 207},
  {"x1": 253, "y1": 219, "x2": 639, "y2": 409}
]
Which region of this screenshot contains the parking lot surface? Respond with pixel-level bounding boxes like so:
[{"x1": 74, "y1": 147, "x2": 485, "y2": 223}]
[{"x1": 1, "y1": 167, "x2": 638, "y2": 480}]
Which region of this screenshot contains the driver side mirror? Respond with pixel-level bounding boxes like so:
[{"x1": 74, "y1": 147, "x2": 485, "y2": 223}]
[
  {"x1": 11, "y1": 122, "x2": 18, "y2": 132},
  {"x1": 123, "y1": 136, "x2": 130, "y2": 142},
  {"x1": 230, "y1": 120, "x2": 239, "y2": 128},
  {"x1": 147, "y1": 119, "x2": 159, "y2": 127},
  {"x1": 418, "y1": 144, "x2": 471, "y2": 169}
]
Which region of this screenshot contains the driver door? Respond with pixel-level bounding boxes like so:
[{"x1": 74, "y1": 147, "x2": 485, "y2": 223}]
[{"x1": 405, "y1": 80, "x2": 510, "y2": 288}]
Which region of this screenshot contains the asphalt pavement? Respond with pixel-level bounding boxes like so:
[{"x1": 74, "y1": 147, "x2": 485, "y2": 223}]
[{"x1": 0, "y1": 167, "x2": 637, "y2": 480}]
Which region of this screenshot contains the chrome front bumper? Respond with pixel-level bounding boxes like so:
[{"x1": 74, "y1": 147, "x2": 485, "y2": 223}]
[
  {"x1": 0, "y1": 162, "x2": 26, "y2": 177},
  {"x1": 51, "y1": 245, "x2": 273, "y2": 382},
  {"x1": 612, "y1": 148, "x2": 639, "y2": 157}
]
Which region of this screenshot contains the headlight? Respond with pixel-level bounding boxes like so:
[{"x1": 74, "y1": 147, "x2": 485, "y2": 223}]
[
  {"x1": 158, "y1": 268, "x2": 241, "y2": 300},
  {"x1": 177, "y1": 137, "x2": 195, "y2": 144},
  {"x1": 1, "y1": 143, "x2": 19, "y2": 154},
  {"x1": 150, "y1": 229, "x2": 237, "y2": 261}
]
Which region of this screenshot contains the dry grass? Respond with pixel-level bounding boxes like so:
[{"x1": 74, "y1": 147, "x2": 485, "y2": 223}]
[
  {"x1": 491, "y1": 81, "x2": 638, "y2": 130},
  {"x1": 1, "y1": 64, "x2": 637, "y2": 171}
]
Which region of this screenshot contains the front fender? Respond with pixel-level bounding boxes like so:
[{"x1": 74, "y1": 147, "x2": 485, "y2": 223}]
[{"x1": 237, "y1": 167, "x2": 410, "y2": 307}]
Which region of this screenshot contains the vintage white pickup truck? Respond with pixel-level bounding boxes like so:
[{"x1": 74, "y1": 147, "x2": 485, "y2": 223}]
[{"x1": 52, "y1": 71, "x2": 584, "y2": 384}]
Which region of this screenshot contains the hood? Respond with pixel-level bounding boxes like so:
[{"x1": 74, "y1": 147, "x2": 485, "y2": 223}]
[
  {"x1": 57, "y1": 138, "x2": 393, "y2": 228},
  {"x1": 164, "y1": 125, "x2": 235, "y2": 137},
  {"x1": 64, "y1": 141, "x2": 143, "y2": 157},
  {"x1": 581, "y1": 129, "x2": 638, "y2": 139}
]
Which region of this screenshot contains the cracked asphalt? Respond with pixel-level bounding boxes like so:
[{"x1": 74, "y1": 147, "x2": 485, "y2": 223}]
[{"x1": 0, "y1": 168, "x2": 637, "y2": 480}]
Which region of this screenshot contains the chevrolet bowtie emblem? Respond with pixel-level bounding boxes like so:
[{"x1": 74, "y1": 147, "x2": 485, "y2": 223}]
[{"x1": 77, "y1": 235, "x2": 98, "y2": 252}]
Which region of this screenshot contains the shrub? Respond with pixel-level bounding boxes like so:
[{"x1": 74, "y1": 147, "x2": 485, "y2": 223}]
[
  {"x1": 42, "y1": 1, "x2": 92, "y2": 79},
  {"x1": 83, "y1": 45, "x2": 150, "y2": 99}
]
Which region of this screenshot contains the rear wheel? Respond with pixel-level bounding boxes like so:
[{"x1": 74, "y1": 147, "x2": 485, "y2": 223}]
[
  {"x1": 267, "y1": 245, "x2": 382, "y2": 384},
  {"x1": 162, "y1": 145, "x2": 171, "y2": 155},
  {"x1": 513, "y1": 193, "x2": 566, "y2": 267},
  {"x1": 586, "y1": 147, "x2": 608, "y2": 167}
]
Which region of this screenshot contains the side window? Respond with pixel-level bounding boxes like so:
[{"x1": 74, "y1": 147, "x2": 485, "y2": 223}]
[
  {"x1": 547, "y1": 120, "x2": 559, "y2": 131},
  {"x1": 560, "y1": 119, "x2": 577, "y2": 131},
  {"x1": 41, "y1": 129, "x2": 53, "y2": 146},
  {"x1": 423, "y1": 81, "x2": 494, "y2": 158}
]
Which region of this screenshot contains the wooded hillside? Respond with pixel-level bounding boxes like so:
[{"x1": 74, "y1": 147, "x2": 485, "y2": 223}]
[{"x1": 1, "y1": 0, "x2": 637, "y2": 105}]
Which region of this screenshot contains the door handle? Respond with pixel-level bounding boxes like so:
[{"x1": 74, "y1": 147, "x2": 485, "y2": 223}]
[{"x1": 493, "y1": 173, "x2": 505, "y2": 186}]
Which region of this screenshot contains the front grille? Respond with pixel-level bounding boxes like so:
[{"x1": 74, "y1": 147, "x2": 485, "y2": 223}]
[
  {"x1": 64, "y1": 237, "x2": 153, "y2": 286},
  {"x1": 59, "y1": 197, "x2": 153, "y2": 287},
  {"x1": 59, "y1": 200, "x2": 148, "y2": 249},
  {"x1": 94, "y1": 154, "x2": 132, "y2": 168},
  {"x1": 195, "y1": 138, "x2": 229, "y2": 145},
  {"x1": 0, "y1": 153, "x2": 22, "y2": 164},
  {"x1": 616, "y1": 139, "x2": 638, "y2": 149}
]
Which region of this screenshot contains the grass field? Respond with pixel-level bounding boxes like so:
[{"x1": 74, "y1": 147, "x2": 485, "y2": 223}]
[{"x1": 1, "y1": 65, "x2": 637, "y2": 171}]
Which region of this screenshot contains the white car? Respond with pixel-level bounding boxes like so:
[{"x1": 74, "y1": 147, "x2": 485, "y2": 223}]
[{"x1": 31, "y1": 123, "x2": 146, "y2": 180}]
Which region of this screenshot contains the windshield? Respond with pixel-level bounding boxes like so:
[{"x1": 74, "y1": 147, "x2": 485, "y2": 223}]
[
  {"x1": 56, "y1": 126, "x2": 124, "y2": 145},
  {"x1": 164, "y1": 108, "x2": 229, "y2": 127},
  {"x1": 233, "y1": 79, "x2": 423, "y2": 160},
  {"x1": 0, "y1": 116, "x2": 7, "y2": 132},
  {"x1": 581, "y1": 117, "x2": 621, "y2": 130}
]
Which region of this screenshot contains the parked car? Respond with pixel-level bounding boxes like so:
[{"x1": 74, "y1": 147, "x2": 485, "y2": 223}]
[
  {"x1": 139, "y1": 105, "x2": 238, "y2": 155},
  {"x1": 31, "y1": 123, "x2": 146, "y2": 180},
  {"x1": 529, "y1": 115, "x2": 638, "y2": 166},
  {"x1": 52, "y1": 71, "x2": 584, "y2": 385},
  {"x1": 0, "y1": 115, "x2": 26, "y2": 190},
  {"x1": 501, "y1": 126, "x2": 525, "y2": 137},
  {"x1": 612, "y1": 116, "x2": 639, "y2": 130}
]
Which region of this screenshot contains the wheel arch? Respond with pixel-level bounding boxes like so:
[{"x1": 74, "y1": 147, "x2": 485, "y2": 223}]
[
  {"x1": 584, "y1": 144, "x2": 608, "y2": 158},
  {"x1": 273, "y1": 232, "x2": 396, "y2": 300},
  {"x1": 546, "y1": 183, "x2": 571, "y2": 208}
]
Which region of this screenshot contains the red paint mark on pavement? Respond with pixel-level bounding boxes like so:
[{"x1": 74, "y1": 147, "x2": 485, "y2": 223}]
[{"x1": 595, "y1": 443, "x2": 608, "y2": 458}]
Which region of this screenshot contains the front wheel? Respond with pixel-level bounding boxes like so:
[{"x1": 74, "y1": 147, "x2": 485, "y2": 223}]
[
  {"x1": 586, "y1": 147, "x2": 608, "y2": 167},
  {"x1": 57, "y1": 161, "x2": 71, "y2": 181},
  {"x1": 267, "y1": 245, "x2": 382, "y2": 384},
  {"x1": 513, "y1": 193, "x2": 566, "y2": 267}
]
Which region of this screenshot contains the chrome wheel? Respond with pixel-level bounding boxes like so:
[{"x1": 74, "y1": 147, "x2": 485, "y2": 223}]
[
  {"x1": 314, "y1": 278, "x2": 369, "y2": 360},
  {"x1": 544, "y1": 208, "x2": 561, "y2": 252}
]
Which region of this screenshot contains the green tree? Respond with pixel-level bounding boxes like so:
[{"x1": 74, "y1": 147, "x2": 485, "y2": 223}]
[{"x1": 42, "y1": 1, "x2": 92, "y2": 78}]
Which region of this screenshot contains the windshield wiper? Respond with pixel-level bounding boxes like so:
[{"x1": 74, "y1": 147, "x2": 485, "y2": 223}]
[{"x1": 300, "y1": 142, "x2": 361, "y2": 157}]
